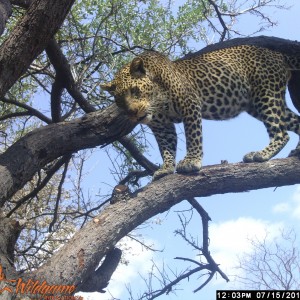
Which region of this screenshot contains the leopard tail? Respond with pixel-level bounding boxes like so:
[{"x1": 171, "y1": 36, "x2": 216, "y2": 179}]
[{"x1": 284, "y1": 55, "x2": 300, "y2": 113}]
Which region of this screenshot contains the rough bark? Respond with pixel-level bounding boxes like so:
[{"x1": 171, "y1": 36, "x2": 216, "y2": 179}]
[
  {"x1": 0, "y1": 0, "x2": 75, "y2": 98},
  {"x1": 77, "y1": 247, "x2": 122, "y2": 293},
  {"x1": 0, "y1": 0, "x2": 11, "y2": 36}
]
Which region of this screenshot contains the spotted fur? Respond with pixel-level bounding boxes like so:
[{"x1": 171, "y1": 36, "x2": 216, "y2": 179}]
[{"x1": 101, "y1": 45, "x2": 300, "y2": 180}]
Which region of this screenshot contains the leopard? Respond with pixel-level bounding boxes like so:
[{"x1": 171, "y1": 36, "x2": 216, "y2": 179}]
[{"x1": 101, "y1": 45, "x2": 300, "y2": 180}]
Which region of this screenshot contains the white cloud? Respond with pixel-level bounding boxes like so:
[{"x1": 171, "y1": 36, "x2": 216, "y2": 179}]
[
  {"x1": 77, "y1": 236, "x2": 157, "y2": 300},
  {"x1": 272, "y1": 202, "x2": 291, "y2": 213},
  {"x1": 209, "y1": 217, "x2": 283, "y2": 285}
]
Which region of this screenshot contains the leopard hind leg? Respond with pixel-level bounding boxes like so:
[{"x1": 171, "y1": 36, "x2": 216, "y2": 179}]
[
  {"x1": 244, "y1": 89, "x2": 290, "y2": 163},
  {"x1": 285, "y1": 107, "x2": 300, "y2": 157}
]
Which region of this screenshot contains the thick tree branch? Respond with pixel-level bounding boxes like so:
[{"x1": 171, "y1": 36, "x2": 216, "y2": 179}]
[
  {"x1": 0, "y1": 104, "x2": 136, "y2": 206},
  {"x1": 29, "y1": 156, "x2": 300, "y2": 291},
  {"x1": 0, "y1": 0, "x2": 75, "y2": 98},
  {"x1": 0, "y1": 0, "x2": 11, "y2": 36},
  {"x1": 0, "y1": 215, "x2": 25, "y2": 282},
  {"x1": 50, "y1": 76, "x2": 64, "y2": 122}
]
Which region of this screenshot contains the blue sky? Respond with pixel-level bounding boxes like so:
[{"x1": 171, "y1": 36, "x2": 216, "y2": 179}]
[{"x1": 77, "y1": 1, "x2": 300, "y2": 299}]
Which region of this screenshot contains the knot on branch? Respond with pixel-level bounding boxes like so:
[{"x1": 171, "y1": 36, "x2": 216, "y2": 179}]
[{"x1": 110, "y1": 184, "x2": 132, "y2": 204}]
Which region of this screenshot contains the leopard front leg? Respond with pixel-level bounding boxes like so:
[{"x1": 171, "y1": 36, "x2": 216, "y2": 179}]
[
  {"x1": 150, "y1": 122, "x2": 177, "y2": 180},
  {"x1": 176, "y1": 103, "x2": 203, "y2": 174}
]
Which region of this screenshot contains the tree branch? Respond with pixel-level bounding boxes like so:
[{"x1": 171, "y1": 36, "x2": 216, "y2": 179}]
[
  {"x1": 45, "y1": 39, "x2": 96, "y2": 113},
  {"x1": 0, "y1": 0, "x2": 11, "y2": 36},
  {"x1": 48, "y1": 154, "x2": 71, "y2": 232},
  {"x1": 6, "y1": 155, "x2": 72, "y2": 217},
  {"x1": 77, "y1": 247, "x2": 122, "y2": 293},
  {"x1": 26, "y1": 156, "x2": 300, "y2": 291},
  {"x1": 1, "y1": 97, "x2": 52, "y2": 124},
  {"x1": 118, "y1": 136, "x2": 158, "y2": 174},
  {"x1": 207, "y1": 0, "x2": 229, "y2": 41},
  {"x1": 0, "y1": 215, "x2": 25, "y2": 280},
  {"x1": 50, "y1": 75, "x2": 64, "y2": 122},
  {"x1": 0, "y1": 0, "x2": 75, "y2": 98},
  {"x1": 0, "y1": 103, "x2": 136, "y2": 206}
]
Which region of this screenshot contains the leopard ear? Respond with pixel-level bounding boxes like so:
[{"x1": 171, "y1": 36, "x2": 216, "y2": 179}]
[
  {"x1": 130, "y1": 57, "x2": 146, "y2": 78},
  {"x1": 100, "y1": 81, "x2": 116, "y2": 95}
]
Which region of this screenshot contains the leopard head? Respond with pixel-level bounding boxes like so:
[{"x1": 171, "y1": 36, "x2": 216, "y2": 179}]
[{"x1": 101, "y1": 52, "x2": 173, "y2": 124}]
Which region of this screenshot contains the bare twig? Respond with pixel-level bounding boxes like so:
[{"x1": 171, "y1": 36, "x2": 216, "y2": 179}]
[
  {"x1": 0, "y1": 97, "x2": 52, "y2": 124},
  {"x1": 50, "y1": 75, "x2": 64, "y2": 122},
  {"x1": 188, "y1": 198, "x2": 229, "y2": 286},
  {"x1": 6, "y1": 155, "x2": 72, "y2": 217},
  {"x1": 49, "y1": 155, "x2": 71, "y2": 232},
  {"x1": 118, "y1": 136, "x2": 158, "y2": 174},
  {"x1": 207, "y1": 0, "x2": 229, "y2": 41}
]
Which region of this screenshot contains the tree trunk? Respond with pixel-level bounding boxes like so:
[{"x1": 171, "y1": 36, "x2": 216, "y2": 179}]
[{"x1": 0, "y1": 0, "x2": 75, "y2": 97}]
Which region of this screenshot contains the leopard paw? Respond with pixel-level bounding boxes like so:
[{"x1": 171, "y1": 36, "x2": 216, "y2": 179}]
[
  {"x1": 153, "y1": 166, "x2": 175, "y2": 181},
  {"x1": 243, "y1": 151, "x2": 269, "y2": 163},
  {"x1": 176, "y1": 157, "x2": 201, "y2": 174}
]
